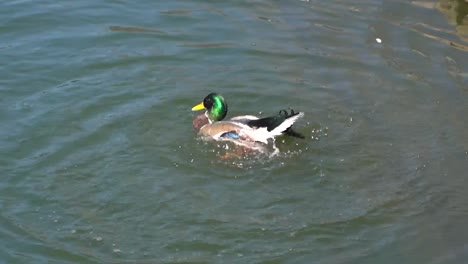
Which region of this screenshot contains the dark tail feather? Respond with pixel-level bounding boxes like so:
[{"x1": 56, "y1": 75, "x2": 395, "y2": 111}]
[
  {"x1": 284, "y1": 128, "x2": 305, "y2": 139},
  {"x1": 247, "y1": 108, "x2": 302, "y2": 132}
]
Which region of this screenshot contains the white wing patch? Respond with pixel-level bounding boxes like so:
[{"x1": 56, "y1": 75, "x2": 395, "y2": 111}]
[
  {"x1": 233, "y1": 112, "x2": 304, "y2": 143},
  {"x1": 230, "y1": 115, "x2": 259, "y2": 121},
  {"x1": 241, "y1": 127, "x2": 271, "y2": 144},
  {"x1": 269, "y1": 112, "x2": 304, "y2": 136}
]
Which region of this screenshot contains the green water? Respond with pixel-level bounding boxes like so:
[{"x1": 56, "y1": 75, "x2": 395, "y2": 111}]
[{"x1": 1, "y1": 0, "x2": 468, "y2": 263}]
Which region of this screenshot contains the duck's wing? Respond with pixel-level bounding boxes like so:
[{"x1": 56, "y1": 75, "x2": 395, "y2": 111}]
[
  {"x1": 199, "y1": 121, "x2": 249, "y2": 140},
  {"x1": 246, "y1": 109, "x2": 305, "y2": 139}
]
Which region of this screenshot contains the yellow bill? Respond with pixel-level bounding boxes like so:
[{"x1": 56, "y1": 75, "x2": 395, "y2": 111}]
[{"x1": 191, "y1": 102, "x2": 206, "y2": 111}]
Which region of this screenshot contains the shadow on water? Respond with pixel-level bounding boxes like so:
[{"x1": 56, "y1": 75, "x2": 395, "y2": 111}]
[{"x1": 109, "y1": 25, "x2": 167, "y2": 35}]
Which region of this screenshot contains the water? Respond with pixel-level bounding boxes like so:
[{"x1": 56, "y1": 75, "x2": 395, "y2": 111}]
[{"x1": 1, "y1": 0, "x2": 467, "y2": 263}]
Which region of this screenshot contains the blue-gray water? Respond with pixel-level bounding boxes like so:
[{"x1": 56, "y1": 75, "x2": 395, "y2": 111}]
[{"x1": 1, "y1": 0, "x2": 468, "y2": 263}]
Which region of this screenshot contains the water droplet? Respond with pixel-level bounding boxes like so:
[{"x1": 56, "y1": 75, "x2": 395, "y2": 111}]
[
  {"x1": 113, "y1": 249, "x2": 121, "y2": 253},
  {"x1": 95, "y1": 236, "x2": 103, "y2": 241},
  {"x1": 71, "y1": 229, "x2": 76, "y2": 234}
]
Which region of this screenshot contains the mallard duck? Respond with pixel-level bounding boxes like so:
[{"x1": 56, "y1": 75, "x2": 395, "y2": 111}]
[{"x1": 191, "y1": 93, "x2": 304, "y2": 145}]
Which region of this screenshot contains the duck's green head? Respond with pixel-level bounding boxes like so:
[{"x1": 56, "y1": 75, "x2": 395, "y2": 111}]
[{"x1": 191, "y1": 93, "x2": 227, "y2": 122}]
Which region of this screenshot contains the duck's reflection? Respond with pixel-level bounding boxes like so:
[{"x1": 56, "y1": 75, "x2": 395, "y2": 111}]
[
  {"x1": 438, "y1": 0, "x2": 468, "y2": 25},
  {"x1": 411, "y1": 0, "x2": 468, "y2": 45}
]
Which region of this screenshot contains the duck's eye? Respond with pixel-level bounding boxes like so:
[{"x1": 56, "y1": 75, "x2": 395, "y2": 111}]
[{"x1": 204, "y1": 98, "x2": 213, "y2": 109}]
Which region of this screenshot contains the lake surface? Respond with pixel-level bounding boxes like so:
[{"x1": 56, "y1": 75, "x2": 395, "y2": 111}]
[{"x1": 1, "y1": 0, "x2": 467, "y2": 263}]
